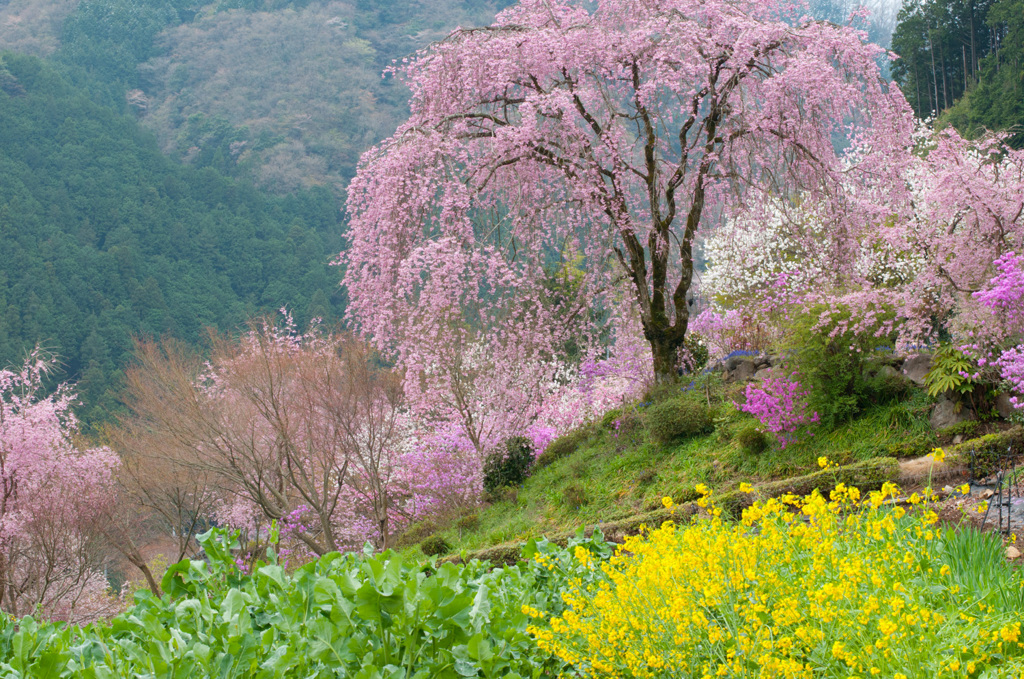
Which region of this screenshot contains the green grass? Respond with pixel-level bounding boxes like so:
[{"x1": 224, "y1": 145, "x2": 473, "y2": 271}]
[{"x1": 424, "y1": 386, "x2": 936, "y2": 555}]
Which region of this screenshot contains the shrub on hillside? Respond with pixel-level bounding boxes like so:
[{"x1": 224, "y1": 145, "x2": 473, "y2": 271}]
[
  {"x1": 737, "y1": 376, "x2": 819, "y2": 447},
  {"x1": 537, "y1": 427, "x2": 591, "y2": 468},
  {"x1": 864, "y1": 368, "x2": 912, "y2": 405},
  {"x1": 646, "y1": 397, "x2": 713, "y2": 445},
  {"x1": 420, "y1": 535, "x2": 451, "y2": 557},
  {"x1": 785, "y1": 305, "x2": 898, "y2": 428},
  {"x1": 736, "y1": 424, "x2": 769, "y2": 455},
  {"x1": 609, "y1": 408, "x2": 645, "y2": 438},
  {"x1": 483, "y1": 436, "x2": 535, "y2": 495},
  {"x1": 885, "y1": 434, "x2": 934, "y2": 459},
  {"x1": 600, "y1": 408, "x2": 623, "y2": 430}
]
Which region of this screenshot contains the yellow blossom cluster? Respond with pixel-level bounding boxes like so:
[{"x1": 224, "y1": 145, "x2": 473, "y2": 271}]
[{"x1": 528, "y1": 483, "x2": 1024, "y2": 678}]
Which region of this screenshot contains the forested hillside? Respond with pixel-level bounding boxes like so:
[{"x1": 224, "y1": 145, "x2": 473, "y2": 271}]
[
  {"x1": 1, "y1": 0, "x2": 514, "y2": 194},
  {"x1": 0, "y1": 52, "x2": 345, "y2": 426},
  {"x1": 0, "y1": 0, "x2": 520, "y2": 425},
  {"x1": 892, "y1": 0, "x2": 1023, "y2": 144}
]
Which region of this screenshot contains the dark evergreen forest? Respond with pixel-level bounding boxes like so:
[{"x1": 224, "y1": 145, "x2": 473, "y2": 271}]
[
  {"x1": 892, "y1": 0, "x2": 1023, "y2": 145},
  {"x1": 0, "y1": 51, "x2": 346, "y2": 426}
]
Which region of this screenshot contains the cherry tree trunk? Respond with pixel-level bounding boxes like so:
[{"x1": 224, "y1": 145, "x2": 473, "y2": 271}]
[{"x1": 648, "y1": 331, "x2": 685, "y2": 384}]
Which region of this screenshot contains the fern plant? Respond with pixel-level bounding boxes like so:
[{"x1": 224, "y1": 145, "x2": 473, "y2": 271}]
[{"x1": 924, "y1": 344, "x2": 977, "y2": 398}]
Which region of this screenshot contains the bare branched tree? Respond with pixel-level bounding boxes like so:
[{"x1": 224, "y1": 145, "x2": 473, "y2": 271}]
[{"x1": 114, "y1": 319, "x2": 408, "y2": 557}]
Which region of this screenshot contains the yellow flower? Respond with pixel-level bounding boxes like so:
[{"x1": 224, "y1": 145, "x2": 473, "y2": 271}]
[
  {"x1": 978, "y1": 501, "x2": 989, "y2": 514},
  {"x1": 739, "y1": 482, "x2": 753, "y2": 494},
  {"x1": 662, "y1": 496, "x2": 674, "y2": 509},
  {"x1": 931, "y1": 447, "x2": 945, "y2": 463},
  {"x1": 695, "y1": 483, "x2": 710, "y2": 496},
  {"x1": 530, "y1": 481, "x2": 1023, "y2": 676},
  {"x1": 960, "y1": 483, "x2": 970, "y2": 495},
  {"x1": 818, "y1": 456, "x2": 830, "y2": 469}
]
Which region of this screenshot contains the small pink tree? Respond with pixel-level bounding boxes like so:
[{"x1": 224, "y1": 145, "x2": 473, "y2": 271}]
[{"x1": 0, "y1": 352, "x2": 120, "y2": 623}]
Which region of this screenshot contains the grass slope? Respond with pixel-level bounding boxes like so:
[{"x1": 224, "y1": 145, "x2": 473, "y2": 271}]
[{"x1": 403, "y1": 378, "x2": 939, "y2": 558}]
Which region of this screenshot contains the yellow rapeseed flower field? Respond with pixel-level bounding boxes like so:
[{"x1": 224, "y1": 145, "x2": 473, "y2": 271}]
[{"x1": 528, "y1": 482, "x2": 1024, "y2": 678}]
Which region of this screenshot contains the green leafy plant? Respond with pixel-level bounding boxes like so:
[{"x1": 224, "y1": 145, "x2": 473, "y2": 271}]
[
  {"x1": 0, "y1": 527, "x2": 619, "y2": 678},
  {"x1": 925, "y1": 344, "x2": 978, "y2": 398}
]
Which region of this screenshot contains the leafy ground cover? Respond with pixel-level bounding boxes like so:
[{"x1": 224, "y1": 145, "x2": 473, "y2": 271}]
[
  {"x1": 5, "y1": 479, "x2": 1024, "y2": 678},
  {"x1": 0, "y1": 528, "x2": 606, "y2": 678}
]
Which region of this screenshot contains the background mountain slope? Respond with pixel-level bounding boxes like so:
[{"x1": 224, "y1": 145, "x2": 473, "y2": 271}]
[{"x1": 0, "y1": 51, "x2": 345, "y2": 425}]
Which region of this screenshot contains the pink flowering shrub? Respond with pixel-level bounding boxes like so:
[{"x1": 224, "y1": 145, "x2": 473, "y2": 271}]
[
  {"x1": 692, "y1": 272, "x2": 804, "y2": 361},
  {"x1": 967, "y1": 252, "x2": 1024, "y2": 410},
  {"x1": 973, "y1": 252, "x2": 1024, "y2": 328},
  {"x1": 0, "y1": 352, "x2": 121, "y2": 623},
  {"x1": 399, "y1": 426, "x2": 485, "y2": 520},
  {"x1": 737, "y1": 376, "x2": 820, "y2": 447}
]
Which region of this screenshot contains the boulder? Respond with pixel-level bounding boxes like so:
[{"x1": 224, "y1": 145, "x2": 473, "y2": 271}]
[
  {"x1": 723, "y1": 354, "x2": 752, "y2": 372},
  {"x1": 930, "y1": 394, "x2": 976, "y2": 430},
  {"x1": 725, "y1": 358, "x2": 758, "y2": 383},
  {"x1": 902, "y1": 353, "x2": 932, "y2": 387},
  {"x1": 876, "y1": 364, "x2": 900, "y2": 380},
  {"x1": 996, "y1": 392, "x2": 1017, "y2": 421},
  {"x1": 753, "y1": 367, "x2": 773, "y2": 381}
]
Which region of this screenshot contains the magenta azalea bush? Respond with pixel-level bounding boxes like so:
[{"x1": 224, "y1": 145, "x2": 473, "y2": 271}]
[{"x1": 737, "y1": 376, "x2": 820, "y2": 447}]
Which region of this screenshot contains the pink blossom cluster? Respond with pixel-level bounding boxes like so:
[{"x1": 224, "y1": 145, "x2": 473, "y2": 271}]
[
  {"x1": 399, "y1": 425, "x2": 485, "y2": 518},
  {"x1": 973, "y1": 252, "x2": 1024, "y2": 333},
  {"x1": 968, "y1": 252, "x2": 1024, "y2": 409},
  {"x1": 737, "y1": 376, "x2": 820, "y2": 447}
]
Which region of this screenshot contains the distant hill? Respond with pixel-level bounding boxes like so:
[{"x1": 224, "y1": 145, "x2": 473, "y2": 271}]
[
  {"x1": 1, "y1": 0, "x2": 513, "y2": 194},
  {"x1": 0, "y1": 51, "x2": 346, "y2": 426}
]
